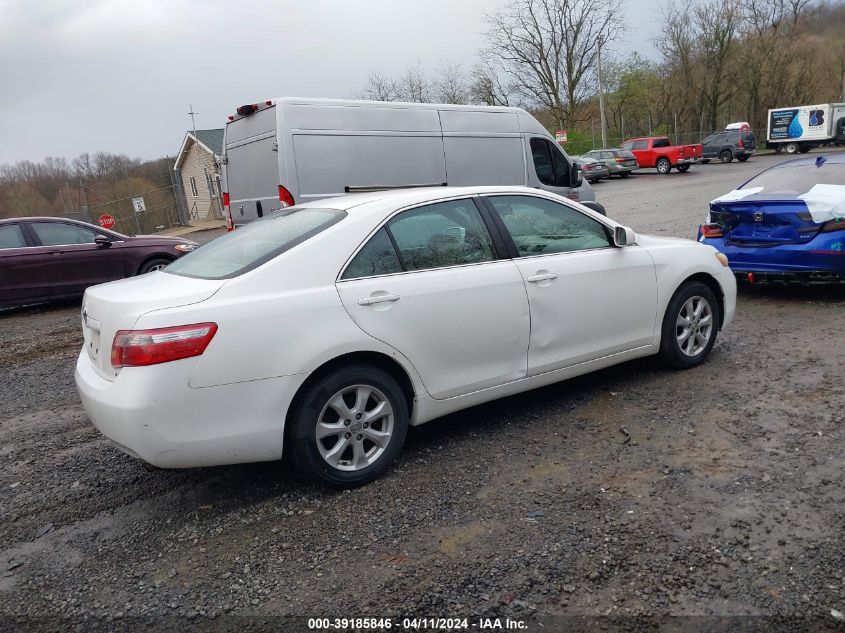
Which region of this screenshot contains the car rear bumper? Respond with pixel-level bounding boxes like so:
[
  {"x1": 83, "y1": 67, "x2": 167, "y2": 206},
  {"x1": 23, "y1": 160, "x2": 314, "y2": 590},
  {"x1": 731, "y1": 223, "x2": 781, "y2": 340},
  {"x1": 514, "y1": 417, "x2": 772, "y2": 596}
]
[
  {"x1": 607, "y1": 164, "x2": 638, "y2": 174},
  {"x1": 677, "y1": 157, "x2": 702, "y2": 166},
  {"x1": 75, "y1": 350, "x2": 308, "y2": 468},
  {"x1": 699, "y1": 236, "x2": 845, "y2": 276}
]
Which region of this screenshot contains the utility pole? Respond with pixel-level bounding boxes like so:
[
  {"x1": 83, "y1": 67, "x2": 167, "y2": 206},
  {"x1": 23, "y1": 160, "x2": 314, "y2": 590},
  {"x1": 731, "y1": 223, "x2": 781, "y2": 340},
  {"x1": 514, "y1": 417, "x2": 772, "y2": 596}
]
[
  {"x1": 597, "y1": 38, "x2": 607, "y2": 149},
  {"x1": 841, "y1": 67, "x2": 845, "y2": 102}
]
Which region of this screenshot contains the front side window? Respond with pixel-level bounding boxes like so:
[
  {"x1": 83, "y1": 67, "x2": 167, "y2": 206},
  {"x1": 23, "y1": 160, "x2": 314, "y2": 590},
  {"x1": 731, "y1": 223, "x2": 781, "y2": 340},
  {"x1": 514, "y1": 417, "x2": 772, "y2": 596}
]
[
  {"x1": 30, "y1": 222, "x2": 95, "y2": 246},
  {"x1": 485, "y1": 195, "x2": 611, "y2": 256},
  {"x1": 530, "y1": 138, "x2": 570, "y2": 188},
  {"x1": 342, "y1": 228, "x2": 402, "y2": 280},
  {"x1": 0, "y1": 224, "x2": 26, "y2": 249},
  {"x1": 386, "y1": 199, "x2": 495, "y2": 272},
  {"x1": 166, "y1": 208, "x2": 345, "y2": 280}
]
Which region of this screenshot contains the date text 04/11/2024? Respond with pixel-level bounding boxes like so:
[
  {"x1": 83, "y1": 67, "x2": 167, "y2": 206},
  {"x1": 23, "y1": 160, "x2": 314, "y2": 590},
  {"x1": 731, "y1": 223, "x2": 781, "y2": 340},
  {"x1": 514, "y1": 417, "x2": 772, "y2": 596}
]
[{"x1": 307, "y1": 617, "x2": 528, "y2": 630}]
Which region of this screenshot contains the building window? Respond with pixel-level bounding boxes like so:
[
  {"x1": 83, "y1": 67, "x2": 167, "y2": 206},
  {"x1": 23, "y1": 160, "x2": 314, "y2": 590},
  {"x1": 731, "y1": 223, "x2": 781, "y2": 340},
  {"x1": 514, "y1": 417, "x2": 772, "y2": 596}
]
[{"x1": 189, "y1": 176, "x2": 198, "y2": 197}]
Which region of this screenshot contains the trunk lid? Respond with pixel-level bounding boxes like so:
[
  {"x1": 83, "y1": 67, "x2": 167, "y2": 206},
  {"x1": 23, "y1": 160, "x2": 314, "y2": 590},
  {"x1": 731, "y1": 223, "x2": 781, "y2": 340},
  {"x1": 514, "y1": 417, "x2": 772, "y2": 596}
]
[
  {"x1": 81, "y1": 272, "x2": 226, "y2": 380},
  {"x1": 709, "y1": 198, "x2": 819, "y2": 246}
]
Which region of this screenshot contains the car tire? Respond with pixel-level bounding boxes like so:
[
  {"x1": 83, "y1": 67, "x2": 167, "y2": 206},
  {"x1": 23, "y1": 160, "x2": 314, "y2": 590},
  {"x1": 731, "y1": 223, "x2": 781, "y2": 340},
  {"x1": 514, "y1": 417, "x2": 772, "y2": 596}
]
[
  {"x1": 658, "y1": 281, "x2": 720, "y2": 370},
  {"x1": 737, "y1": 155, "x2": 749, "y2": 162},
  {"x1": 288, "y1": 364, "x2": 409, "y2": 489},
  {"x1": 620, "y1": 172, "x2": 630, "y2": 178},
  {"x1": 785, "y1": 142, "x2": 799, "y2": 154},
  {"x1": 656, "y1": 158, "x2": 672, "y2": 174},
  {"x1": 719, "y1": 150, "x2": 733, "y2": 163},
  {"x1": 138, "y1": 257, "x2": 172, "y2": 274},
  {"x1": 677, "y1": 164, "x2": 691, "y2": 172}
]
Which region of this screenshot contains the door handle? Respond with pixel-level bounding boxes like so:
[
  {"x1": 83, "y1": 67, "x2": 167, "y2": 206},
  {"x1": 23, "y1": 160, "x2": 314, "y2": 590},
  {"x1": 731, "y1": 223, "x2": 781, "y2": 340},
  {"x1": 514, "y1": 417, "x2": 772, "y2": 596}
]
[
  {"x1": 526, "y1": 272, "x2": 557, "y2": 283},
  {"x1": 358, "y1": 294, "x2": 400, "y2": 306}
]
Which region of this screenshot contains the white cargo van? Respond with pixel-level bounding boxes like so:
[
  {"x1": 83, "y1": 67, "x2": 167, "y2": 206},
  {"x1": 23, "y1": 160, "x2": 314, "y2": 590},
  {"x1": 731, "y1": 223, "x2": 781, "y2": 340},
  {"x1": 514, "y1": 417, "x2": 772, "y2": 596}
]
[
  {"x1": 220, "y1": 98, "x2": 599, "y2": 228},
  {"x1": 766, "y1": 102, "x2": 845, "y2": 154}
]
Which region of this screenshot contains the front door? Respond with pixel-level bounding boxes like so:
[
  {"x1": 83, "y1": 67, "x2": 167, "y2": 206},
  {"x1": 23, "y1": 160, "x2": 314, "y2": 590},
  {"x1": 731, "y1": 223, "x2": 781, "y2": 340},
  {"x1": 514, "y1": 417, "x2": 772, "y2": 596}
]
[
  {"x1": 482, "y1": 194, "x2": 658, "y2": 375},
  {"x1": 27, "y1": 221, "x2": 124, "y2": 299},
  {"x1": 336, "y1": 197, "x2": 530, "y2": 400}
]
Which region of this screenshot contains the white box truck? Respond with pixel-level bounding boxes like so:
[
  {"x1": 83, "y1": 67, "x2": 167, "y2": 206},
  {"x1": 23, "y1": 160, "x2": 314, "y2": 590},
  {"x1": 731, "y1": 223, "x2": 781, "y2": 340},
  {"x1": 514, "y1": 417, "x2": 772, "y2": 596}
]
[
  {"x1": 766, "y1": 102, "x2": 845, "y2": 154},
  {"x1": 220, "y1": 98, "x2": 600, "y2": 229}
]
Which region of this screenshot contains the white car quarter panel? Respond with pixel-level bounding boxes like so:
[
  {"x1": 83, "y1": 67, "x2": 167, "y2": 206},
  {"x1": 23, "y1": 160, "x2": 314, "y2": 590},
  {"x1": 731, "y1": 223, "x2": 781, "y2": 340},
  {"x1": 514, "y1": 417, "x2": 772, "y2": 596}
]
[{"x1": 337, "y1": 260, "x2": 531, "y2": 400}]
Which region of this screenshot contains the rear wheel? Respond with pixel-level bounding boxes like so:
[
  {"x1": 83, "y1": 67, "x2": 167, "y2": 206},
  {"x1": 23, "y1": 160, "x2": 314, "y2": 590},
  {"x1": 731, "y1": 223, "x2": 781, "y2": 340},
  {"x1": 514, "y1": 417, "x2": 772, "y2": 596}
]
[
  {"x1": 656, "y1": 158, "x2": 672, "y2": 174},
  {"x1": 677, "y1": 164, "x2": 691, "y2": 172},
  {"x1": 138, "y1": 257, "x2": 172, "y2": 274},
  {"x1": 659, "y1": 281, "x2": 720, "y2": 369},
  {"x1": 784, "y1": 142, "x2": 799, "y2": 154},
  {"x1": 737, "y1": 155, "x2": 749, "y2": 162},
  {"x1": 288, "y1": 364, "x2": 408, "y2": 488},
  {"x1": 719, "y1": 150, "x2": 733, "y2": 163},
  {"x1": 619, "y1": 172, "x2": 630, "y2": 178}
]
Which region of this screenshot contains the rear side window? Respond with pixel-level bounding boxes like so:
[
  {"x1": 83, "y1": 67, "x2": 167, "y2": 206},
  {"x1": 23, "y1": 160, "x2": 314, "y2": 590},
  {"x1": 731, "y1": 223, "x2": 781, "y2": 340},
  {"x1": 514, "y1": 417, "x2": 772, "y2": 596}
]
[
  {"x1": 653, "y1": 138, "x2": 671, "y2": 148},
  {"x1": 388, "y1": 199, "x2": 495, "y2": 272},
  {"x1": 342, "y1": 228, "x2": 402, "y2": 280},
  {"x1": 166, "y1": 208, "x2": 345, "y2": 280},
  {"x1": 30, "y1": 222, "x2": 95, "y2": 246},
  {"x1": 0, "y1": 224, "x2": 26, "y2": 249}
]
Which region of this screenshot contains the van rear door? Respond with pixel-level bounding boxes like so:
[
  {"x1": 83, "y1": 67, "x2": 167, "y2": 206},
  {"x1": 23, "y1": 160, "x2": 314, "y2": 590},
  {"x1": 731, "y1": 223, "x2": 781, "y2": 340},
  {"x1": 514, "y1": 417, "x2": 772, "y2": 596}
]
[{"x1": 223, "y1": 106, "x2": 280, "y2": 227}]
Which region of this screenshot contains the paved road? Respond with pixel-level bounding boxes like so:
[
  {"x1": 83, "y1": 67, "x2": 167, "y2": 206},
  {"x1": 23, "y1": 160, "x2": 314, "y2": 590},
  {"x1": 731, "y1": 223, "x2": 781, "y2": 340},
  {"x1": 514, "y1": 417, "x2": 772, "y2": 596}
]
[{"x1": 1, "y1": 156, "x2": 844, "y2": 631}]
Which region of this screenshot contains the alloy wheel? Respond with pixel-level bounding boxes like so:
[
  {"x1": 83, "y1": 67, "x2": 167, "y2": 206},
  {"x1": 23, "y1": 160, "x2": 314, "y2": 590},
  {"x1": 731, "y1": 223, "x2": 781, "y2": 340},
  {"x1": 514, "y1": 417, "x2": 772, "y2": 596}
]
[
  {"x1": 315, "y1": 384, "x2": 394, "y2": 471},
  {"x1": 675, "y1": 295, "x2": 713, "y2": 357}
]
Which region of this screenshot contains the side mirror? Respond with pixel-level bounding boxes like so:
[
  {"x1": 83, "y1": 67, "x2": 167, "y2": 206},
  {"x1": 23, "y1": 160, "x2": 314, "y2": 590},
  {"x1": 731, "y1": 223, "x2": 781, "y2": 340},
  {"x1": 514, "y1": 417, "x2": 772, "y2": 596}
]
[
  {"x1": 613, "y1": 226, "x2": 637, "y2": 247},
  {"x1": 94, "y1": 235, "x2": 112, "y2": 247},
  {"x1": 570, "y1": 163, "x2": 583, "y2": 188}
]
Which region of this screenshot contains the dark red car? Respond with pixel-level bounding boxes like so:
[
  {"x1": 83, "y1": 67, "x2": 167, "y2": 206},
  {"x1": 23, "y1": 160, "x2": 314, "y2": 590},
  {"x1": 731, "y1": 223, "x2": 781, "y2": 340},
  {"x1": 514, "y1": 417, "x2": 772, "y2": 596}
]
[{"x1": 0, "y1": 217, "x2": 198, "y2": 309}]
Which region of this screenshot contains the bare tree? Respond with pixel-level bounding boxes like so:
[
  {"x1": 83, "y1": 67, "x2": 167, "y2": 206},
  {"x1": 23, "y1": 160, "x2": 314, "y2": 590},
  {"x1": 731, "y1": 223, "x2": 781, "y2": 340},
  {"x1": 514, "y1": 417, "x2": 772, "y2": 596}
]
[
  {"x1": 483, "y1": 0, "x2": 626, "y2": 130},
  {"x1": 432, "y1": 61, "x2": 470, "y2": 104},
  {"x1": 468, "y1": 60, "x2": 517, "y2": 106},
  {"x1": 695, "y1": 0, "x2": 742, "y2": 129},
  {"x1": 360, "y1": 72, "x2": 401, "y2": 102},
  {"x1": 397, "y1": 61, "x2": 430, "y2": 102}
]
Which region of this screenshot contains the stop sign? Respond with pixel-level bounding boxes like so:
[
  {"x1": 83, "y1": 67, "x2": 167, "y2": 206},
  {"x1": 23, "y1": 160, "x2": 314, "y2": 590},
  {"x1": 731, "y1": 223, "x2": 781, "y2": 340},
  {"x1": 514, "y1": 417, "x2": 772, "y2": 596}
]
[{"x1": 98, "y1": 214, "x2": 116, "y2": 230}]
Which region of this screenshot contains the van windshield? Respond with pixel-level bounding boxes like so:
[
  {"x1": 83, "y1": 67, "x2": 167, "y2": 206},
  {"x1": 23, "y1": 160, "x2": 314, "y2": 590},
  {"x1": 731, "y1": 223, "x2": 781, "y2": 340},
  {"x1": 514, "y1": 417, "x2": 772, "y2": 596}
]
[{"x1": 165, "y1": 208, "x2": 345, "y2": 280}]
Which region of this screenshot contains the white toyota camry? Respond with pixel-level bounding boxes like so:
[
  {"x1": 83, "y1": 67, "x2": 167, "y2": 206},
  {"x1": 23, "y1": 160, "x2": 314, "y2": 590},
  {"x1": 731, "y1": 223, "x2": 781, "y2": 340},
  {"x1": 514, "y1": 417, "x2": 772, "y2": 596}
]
[{"x1": 75, "y1": 186, "x2": 736, "y2": 488}]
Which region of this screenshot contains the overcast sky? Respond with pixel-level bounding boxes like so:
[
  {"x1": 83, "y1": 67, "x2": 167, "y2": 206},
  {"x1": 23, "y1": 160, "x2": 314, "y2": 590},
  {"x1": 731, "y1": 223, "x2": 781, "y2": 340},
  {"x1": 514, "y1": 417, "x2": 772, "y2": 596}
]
[{"x1": 0, "y1": 0, "x2": 662, "y2": 165}]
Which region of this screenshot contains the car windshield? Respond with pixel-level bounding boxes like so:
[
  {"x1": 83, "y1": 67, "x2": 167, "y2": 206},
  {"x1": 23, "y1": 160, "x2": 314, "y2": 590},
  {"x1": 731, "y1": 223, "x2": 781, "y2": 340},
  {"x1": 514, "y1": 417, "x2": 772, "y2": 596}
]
[
  {"x1": 165, "y1": 208, "x2": 345, "y2": 279},
  {"x1": 741, "y1": 160, "x2": 845, "y2": 196}
]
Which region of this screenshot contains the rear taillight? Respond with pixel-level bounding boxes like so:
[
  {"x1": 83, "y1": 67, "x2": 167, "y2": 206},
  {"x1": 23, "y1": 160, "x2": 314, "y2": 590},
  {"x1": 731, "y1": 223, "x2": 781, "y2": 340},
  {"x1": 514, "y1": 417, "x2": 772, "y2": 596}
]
[
  {"x1": 615, "y1": 157, "x2": 625, "y2": 163},
  {"x1": 699, "y1": 224, "x2": 723, "y2": 238},
  {"x1": 821, "y1": 218, "x2": 845, "y2": 233},
  {"x1": 278, "y1": 185, "x2": 295, "y2": 207},
  {"x1": 111, "y1": 323, "x2": 218, "y2": 369},
  {"x1": 737, "y1": 139, "x2": 744, "y2": 148},
  {"x1": 222, "y1": 192, "x2": 233, "y2": 231}
]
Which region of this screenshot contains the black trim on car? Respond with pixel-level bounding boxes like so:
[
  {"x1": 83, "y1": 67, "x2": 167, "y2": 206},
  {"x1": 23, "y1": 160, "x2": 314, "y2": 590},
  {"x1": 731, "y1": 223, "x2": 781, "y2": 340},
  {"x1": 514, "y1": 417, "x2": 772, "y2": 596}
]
[
  {"x1": 475, "y1": 196, "x2": 520, "y2": 258},
  {"x1": 472, "y1": 196, "x2": 514, "y2": 260}
]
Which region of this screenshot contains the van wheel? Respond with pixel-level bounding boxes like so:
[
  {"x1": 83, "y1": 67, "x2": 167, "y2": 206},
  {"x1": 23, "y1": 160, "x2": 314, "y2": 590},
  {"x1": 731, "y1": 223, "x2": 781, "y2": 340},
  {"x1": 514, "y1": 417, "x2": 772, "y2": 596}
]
[
  {"x1": 138, "y1": 257, "x2": 172, "y2": 274},
  {"x1": 288, "y1": 364, "x2": 408, "y2": 489},
  {"x1": 785, "y1": 142, "x2": 799, "y2": 154},
  {"x1": 719, "y1": 150, "x2": 733, "y2": 163},
  {"x1": 656, "y1": 158, "x2": 672, "y2": 174},
  {"x1": 659, "y1": 281, "x2": 720, "y2": 369}
]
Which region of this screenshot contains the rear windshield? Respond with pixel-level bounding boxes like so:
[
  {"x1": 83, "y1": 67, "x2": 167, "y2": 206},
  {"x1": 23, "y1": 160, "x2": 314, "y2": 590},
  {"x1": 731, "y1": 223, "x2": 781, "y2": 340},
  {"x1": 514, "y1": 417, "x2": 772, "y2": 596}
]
[
  {"x1": 165, "y1": 208, "x2": 345, "y2": 280},
  {"x1": 617, "y1": 150, "x2": 635, "y2": 158},
  {"x1": 741, "y1": 160, "x2": 845, "y2": 196}
]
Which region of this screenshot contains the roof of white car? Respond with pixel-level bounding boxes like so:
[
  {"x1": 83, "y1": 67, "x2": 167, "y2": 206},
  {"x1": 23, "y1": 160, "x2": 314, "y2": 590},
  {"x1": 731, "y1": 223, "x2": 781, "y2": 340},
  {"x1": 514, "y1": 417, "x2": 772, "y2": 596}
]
[{"x1": 299, "y1": 186, "x2": 543, "y2": 215}]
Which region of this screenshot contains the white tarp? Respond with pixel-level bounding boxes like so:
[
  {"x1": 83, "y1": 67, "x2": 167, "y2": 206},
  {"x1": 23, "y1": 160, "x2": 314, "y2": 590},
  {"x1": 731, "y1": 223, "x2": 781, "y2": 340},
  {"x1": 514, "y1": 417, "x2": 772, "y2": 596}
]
[
  {"x1": 798, "y1": 184, "x2": 845, "y2": 223},
  {"x1": 710, "y1": 187, "x2": 764, "y2": 204}
]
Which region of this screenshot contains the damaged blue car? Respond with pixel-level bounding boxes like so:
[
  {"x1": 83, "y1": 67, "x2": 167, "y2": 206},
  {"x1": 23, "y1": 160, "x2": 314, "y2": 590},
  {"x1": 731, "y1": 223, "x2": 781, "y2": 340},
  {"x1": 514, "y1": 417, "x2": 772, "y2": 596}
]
[{"x1": 698, "y1": 154, "x2": 845, "y2": 283}]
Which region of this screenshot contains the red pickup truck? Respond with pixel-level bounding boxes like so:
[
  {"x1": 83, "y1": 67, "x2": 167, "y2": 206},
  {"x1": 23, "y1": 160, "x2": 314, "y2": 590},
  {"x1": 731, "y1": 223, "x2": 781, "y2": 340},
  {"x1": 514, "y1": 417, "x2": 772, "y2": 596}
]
[{"x1": 621, "y1": 136, "x2": 703, "y2": 174}]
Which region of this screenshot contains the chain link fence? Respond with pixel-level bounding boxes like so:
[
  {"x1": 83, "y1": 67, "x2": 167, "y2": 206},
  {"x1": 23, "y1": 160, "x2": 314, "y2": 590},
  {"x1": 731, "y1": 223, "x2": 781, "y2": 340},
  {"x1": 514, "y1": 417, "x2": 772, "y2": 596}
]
[{"x1": 61, "y1": 181, "x2": 189, "y2": 236}]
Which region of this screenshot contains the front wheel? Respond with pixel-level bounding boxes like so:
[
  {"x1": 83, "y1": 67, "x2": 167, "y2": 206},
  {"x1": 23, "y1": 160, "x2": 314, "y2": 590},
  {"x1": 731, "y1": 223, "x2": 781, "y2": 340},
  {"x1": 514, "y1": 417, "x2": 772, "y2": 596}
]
[
  {"x1": 288, "y1": 364, "x2": 408, "y2": 488},
  {"x1": 658, "y1": 281, "x2": 720, "y2": 369},
  {"x1": 656, "y1": 158, "x2": 672, "y2": 174},
  {"x1": 138, "y1": 257, "x2": 172, "y2": 274}
]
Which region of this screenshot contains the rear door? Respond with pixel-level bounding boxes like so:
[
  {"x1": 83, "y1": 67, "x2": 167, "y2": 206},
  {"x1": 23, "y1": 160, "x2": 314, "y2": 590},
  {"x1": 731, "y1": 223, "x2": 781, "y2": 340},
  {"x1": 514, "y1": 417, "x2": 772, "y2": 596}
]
[
  {"x1": 27, "y1": 221, "x2": 124, "y2": 299},
  {"x1": 336, "y1": 197, "x2": 530, "y2": 399},
  {"x1": 224, "y1": 106, "x2": 280, "y2": 226},
  {"x1": 0, "y1": 223, "x2": 51, "y2": 307}
]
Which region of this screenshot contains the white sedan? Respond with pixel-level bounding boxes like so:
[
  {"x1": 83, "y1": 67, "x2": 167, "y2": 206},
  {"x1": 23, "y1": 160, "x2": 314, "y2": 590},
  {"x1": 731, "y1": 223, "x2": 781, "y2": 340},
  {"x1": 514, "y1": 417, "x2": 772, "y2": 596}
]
[{"x1": 75, "y1": 186, "x2": 736, "y2": 488}]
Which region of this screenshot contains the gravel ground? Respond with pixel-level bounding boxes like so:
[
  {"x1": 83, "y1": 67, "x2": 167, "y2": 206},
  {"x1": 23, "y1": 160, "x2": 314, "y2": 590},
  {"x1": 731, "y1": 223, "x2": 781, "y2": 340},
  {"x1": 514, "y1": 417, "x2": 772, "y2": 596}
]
[{"x1": 1, "y1": 155, "x2": 844, "y2": 632}]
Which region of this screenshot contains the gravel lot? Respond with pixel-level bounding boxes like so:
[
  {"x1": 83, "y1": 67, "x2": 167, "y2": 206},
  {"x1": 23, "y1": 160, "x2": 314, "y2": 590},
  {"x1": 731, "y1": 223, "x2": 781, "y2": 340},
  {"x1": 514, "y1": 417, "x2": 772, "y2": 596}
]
[{"x1": 1, "y1": 154, "x2": 844, "y2": 632}]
